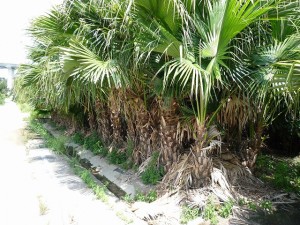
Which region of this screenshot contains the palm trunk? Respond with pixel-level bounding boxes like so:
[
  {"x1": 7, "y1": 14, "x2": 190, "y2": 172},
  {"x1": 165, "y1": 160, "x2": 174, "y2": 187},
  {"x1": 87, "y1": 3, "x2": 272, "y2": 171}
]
[
  {"x1": 108, "y1": 89, "x2": 124, "y2": 147},
  {"x1": 160, "y1": 100, "x2": 180, "y2": 172},
  {"x1": 124, "y1": 92, "x2": 158, "y2": 165},
  {"x1": 247, "y1": 111, "x2": 264, "y2": 168},
  {"x1": 88, "y1": 109, "x2": 97, "y2": 131},
  {"x1": 190, "y1": 121, "x2": 213, "y2": 188},
  {"x1": 95, "y1": 98, "x2": 112, "y2": 144}
]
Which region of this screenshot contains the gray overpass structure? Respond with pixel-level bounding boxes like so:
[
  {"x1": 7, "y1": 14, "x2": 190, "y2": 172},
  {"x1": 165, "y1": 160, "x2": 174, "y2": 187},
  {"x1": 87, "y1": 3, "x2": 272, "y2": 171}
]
[{"x1": 0, "y1": 63, "x2": 19, "y2": 89}]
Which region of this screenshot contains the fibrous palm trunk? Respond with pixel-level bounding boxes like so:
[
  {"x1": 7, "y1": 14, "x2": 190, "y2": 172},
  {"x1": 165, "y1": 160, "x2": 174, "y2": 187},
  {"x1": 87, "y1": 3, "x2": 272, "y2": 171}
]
[
  {"x1": 95, "y1": 98, "x2": 112, "y2": 144},
  {"x1": 108, "y1": 89, "x2": 124, "y2": 147},
  {"x1": 190, "y1": 121, "x2": 213, "y2": 188},
  {"x1": 160, "y1": 100, "x2": 180, "y2": 173},
  {"x1": 124, "y1": 92, "x2": 158, "y2": 165},
  {"x1": 247, "y1": 112, "x2": 264, "y2": 168},
  {"x1": 88, "y1": 109, "x2": 97, "y2": 131}
]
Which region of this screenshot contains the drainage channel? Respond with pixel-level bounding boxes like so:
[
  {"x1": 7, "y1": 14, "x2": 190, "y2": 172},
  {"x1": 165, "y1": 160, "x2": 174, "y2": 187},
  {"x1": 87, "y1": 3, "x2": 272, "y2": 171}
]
[{"x1": 65, "y1": 146, "x2": 127, "y2": 199}]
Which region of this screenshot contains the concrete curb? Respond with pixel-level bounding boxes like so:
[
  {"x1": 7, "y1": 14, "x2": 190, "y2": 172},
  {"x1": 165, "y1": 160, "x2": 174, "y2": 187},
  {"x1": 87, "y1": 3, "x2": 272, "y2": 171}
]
[
  {"x1": 43, "y1": 123, "x2": 152, "y2": 197},
  {"x1": 41, "y1": 122, "x2": 150, "y2": 225}
]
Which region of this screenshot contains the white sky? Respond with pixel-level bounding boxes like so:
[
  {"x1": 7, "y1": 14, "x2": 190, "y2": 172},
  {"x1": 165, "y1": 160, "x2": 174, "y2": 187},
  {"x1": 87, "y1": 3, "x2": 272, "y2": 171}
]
[{"x1": 0, "y1": 0, "x2": 63, "y2": 65}]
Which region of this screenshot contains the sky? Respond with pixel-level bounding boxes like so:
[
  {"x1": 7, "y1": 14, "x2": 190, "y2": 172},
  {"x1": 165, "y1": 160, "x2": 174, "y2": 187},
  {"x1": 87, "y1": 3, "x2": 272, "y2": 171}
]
[{"x1": 0, "y1": 0, "x2": 62, "y2": 65}]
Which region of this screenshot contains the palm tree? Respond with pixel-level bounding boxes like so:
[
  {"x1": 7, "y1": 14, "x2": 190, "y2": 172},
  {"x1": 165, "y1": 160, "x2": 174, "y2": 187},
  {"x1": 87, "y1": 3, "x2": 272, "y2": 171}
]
[
  {"x1": 14, "y1": 0, "x2": 300, "y2": 190},
  {"x1": 132, "y1": 0, "x2": 288, "y2": 188}
]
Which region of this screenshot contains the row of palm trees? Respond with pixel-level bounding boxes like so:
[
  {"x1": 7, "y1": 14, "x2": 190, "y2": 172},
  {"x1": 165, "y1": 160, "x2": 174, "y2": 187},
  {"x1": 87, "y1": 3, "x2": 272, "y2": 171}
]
[{"x1": 15, "y1": 0, "x2": 300, "y2": 188}]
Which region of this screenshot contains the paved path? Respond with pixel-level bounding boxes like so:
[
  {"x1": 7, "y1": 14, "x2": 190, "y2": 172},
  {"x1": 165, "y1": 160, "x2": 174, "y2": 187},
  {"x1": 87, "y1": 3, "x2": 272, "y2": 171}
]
[{"x1": 0, "y1": 100, "x2": 126, "y2": 225}]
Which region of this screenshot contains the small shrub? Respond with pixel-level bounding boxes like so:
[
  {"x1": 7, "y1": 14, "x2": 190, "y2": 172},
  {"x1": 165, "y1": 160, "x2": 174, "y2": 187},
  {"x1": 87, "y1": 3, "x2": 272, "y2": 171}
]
[
  {"x1": 141, "y1": 151, "x2": 164, "y2": 185},
  {"x1": 72, "y1": 132, "x2": 85, "y2": 145},
  {"x1": 84, "y1": 132, "x2": 102, "y2": 152},
  {"x1": 121, "y1": 139, "x2": 135, "y2": 170},
  {"x1": 180, "y1": 206, "x2": 199, "y2": 224},
  {"x1": 238, "y1": 198, "x2": 246, "y2": 206},
  {"x1": 108, "y1": 149, "x2": 127, "y2": 165},
  {"x1": 141, "y1": 165, "x2": 164, "y2": 185}
]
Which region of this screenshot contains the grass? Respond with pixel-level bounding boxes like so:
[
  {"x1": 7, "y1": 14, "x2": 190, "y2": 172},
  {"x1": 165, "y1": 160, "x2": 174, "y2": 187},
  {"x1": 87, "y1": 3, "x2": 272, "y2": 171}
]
[
  {"x1": 255, "y1": 154, "x2": 300, "y2": 194},
  {"x1": 238, "y1": 197, "x2": 274, "y2": 213},
  {"x1": 56, "y1": 126, "x2": 135, "y2": 171}
]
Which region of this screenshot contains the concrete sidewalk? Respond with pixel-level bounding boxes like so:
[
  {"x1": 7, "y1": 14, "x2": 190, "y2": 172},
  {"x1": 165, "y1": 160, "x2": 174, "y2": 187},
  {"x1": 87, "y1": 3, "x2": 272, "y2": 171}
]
[{"x1": 0, "y1": 100, "x2": 141, "y2": 225}]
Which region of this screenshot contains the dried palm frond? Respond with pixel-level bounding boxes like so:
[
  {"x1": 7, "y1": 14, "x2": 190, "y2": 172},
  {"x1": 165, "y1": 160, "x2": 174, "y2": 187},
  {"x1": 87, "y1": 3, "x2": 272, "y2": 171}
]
[
  {"x1": 218, "y1": 94, "x2": 256, "y2": 133},
  {"x1": 132, "y1": 191, "x2": 182, "y2": 222},
  {"x1": 161, "y1": 151, "x2": 213, "y2": 190},
  {"x1": 211, "y1": 167, "x2": 234, "y2": 201},
  {"x1": 183, "y1": 188, "x2": 211, "y2": 209}
]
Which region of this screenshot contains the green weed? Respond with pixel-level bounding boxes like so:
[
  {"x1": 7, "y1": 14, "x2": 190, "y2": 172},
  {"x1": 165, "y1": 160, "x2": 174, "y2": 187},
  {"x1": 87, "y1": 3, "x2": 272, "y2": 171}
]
[
  {"x1": 180, "y1": 206, "x2": 199, "y2": 224},
  {"x1": 94, "y1": 185, "x2": 108, "y2": 202},
  {"x1": 122, "y1": 194, "x2": 134, "y2": 204},
  {"x1": 130, "y1": 190, "x2": 157, "y2": 203},
  {"x1": 84, "y1": 132, "x2": 101, "y2": 151},
  {"x1": 219, "y1": 200, "x2": 234, "y2": 218},
  {"x1": 108, "y1": 149, "x2": 127, "y2": 165},
  {"x1": 140, "y1": 151, "x2": 164, "y2": 185},
  {"x1": 72, "y1": 132, "x2": 85, "y2": 145},
  {"x1": 256, "y1": 155, "x2": 300, "y2": 194},
  {"x1": 120, "y1": 140, "x2": 134, "y2": 170},
  {"x1": 45, "y1": 136, "x2": 67, "y2": 154},
  {"x1": 29, "y1": 118, "x2": 109, "y2": 204},
  {"x1": 203, "y1": 198, "x2": 218, "y2": 225},
  {"x1": 260, "y1": 200, "x2": 273, "y2": 213},
  {"x1": 247, "y1": 201, "x2": 257, "y2": 211},
  {"x1": 73, "y1": 164, "x2": 108, "y2": 203}
]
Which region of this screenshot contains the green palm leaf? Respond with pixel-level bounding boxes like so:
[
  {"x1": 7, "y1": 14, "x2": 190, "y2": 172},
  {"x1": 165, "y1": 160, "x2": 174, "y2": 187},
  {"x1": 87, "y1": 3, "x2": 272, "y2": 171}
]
[{"x1": 62, "y1": 39, "x2": 127, "y2": 88}]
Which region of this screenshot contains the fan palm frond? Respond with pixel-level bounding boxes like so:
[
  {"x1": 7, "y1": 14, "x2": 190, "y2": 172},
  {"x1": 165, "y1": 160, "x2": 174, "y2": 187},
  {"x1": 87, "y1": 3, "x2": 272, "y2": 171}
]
[{"x1": 61, "y1": 39, "x2": 128, "y2": 88}]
